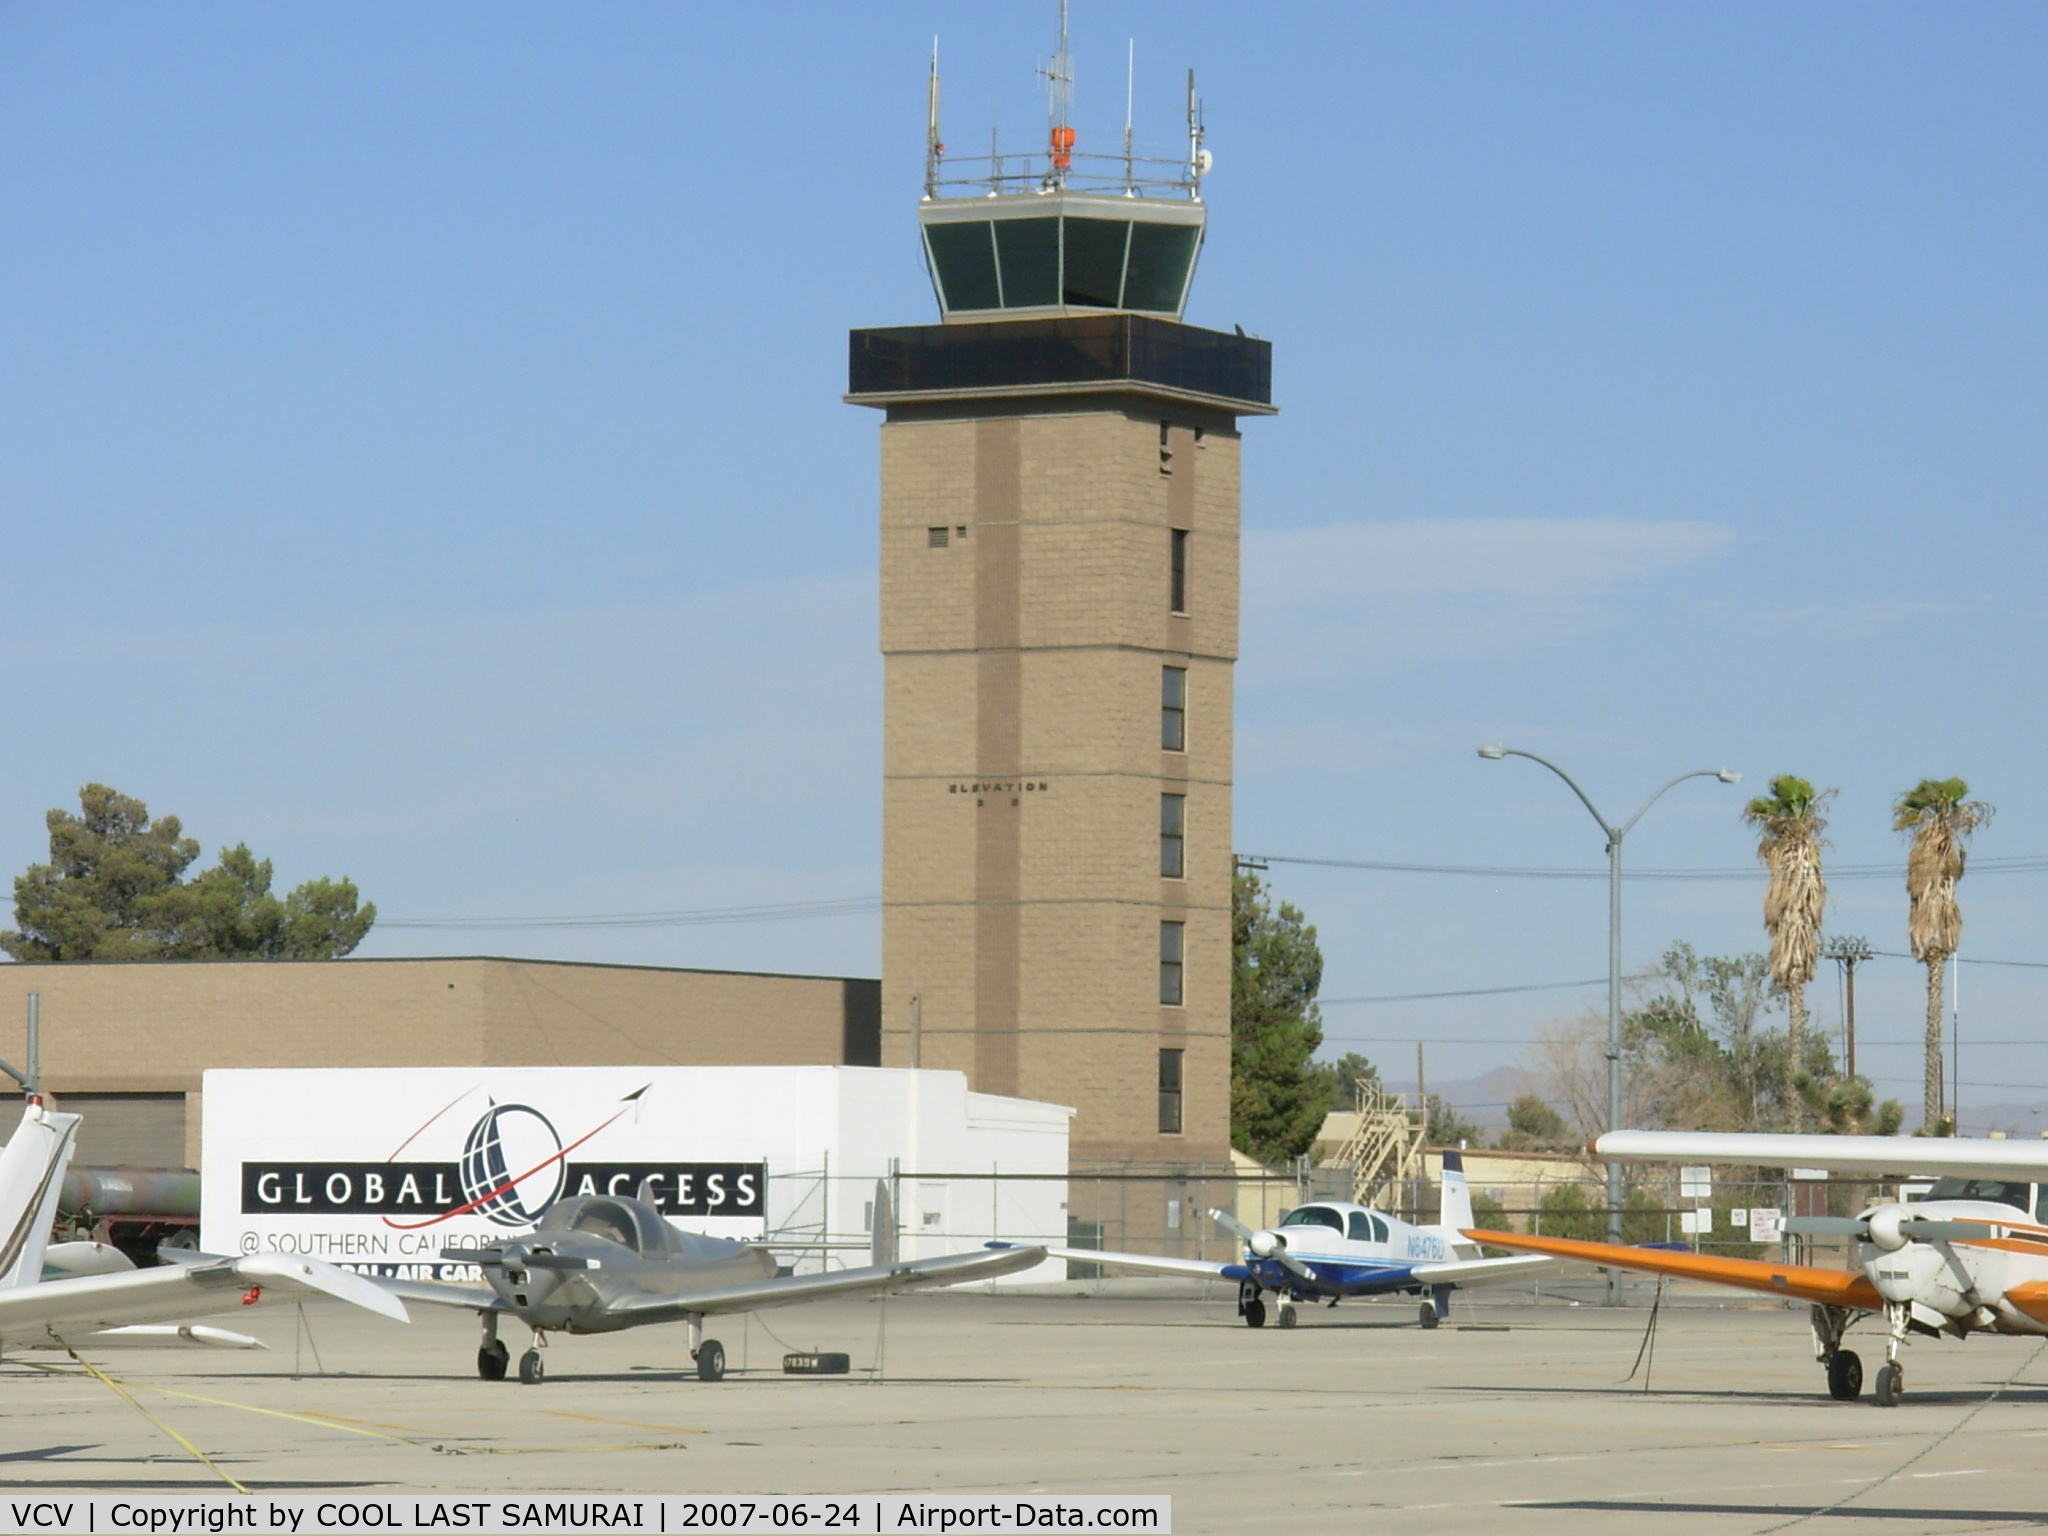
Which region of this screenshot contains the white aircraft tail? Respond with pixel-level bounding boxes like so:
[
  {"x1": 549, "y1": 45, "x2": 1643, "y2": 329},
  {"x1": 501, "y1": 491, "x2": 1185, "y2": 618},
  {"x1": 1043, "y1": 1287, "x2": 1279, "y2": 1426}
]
[
  {"x1": 1436, "y1": 1149, "x2": 1475, "y2": 1234},
  {"x1": 870, "y1": 1179, "x2": 897, "y2": 1268},
  {"x1": 0, "y1": 1098, "x2": 81, "y2": 1290}
]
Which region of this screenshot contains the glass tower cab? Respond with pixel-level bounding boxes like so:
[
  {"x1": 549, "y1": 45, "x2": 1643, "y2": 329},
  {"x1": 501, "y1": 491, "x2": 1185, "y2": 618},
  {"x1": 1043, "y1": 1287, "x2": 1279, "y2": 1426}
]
[{"x1": 916, "y1": 40, "x2": 1211, "y2": 323}]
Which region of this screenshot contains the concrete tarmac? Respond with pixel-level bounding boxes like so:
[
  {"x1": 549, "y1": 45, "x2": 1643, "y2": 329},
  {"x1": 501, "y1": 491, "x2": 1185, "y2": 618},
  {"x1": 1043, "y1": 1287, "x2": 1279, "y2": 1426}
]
[{"x1": 3, "y1": 1279, "x2": 2046, "y2": 1533}]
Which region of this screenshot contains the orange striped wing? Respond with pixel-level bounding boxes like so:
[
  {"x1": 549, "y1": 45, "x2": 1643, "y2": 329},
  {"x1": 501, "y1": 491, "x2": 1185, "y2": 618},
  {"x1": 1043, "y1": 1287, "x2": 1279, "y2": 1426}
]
[{"x1": 1465, "y1": 1228, "x2": 1884, "y2": 1310}]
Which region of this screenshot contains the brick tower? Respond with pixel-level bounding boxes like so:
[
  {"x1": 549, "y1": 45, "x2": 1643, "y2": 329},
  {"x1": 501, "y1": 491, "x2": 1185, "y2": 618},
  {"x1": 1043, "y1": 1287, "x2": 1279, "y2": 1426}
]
[{"x1": 847, "y1": 43, "x2": 1272, "y2": 1169}]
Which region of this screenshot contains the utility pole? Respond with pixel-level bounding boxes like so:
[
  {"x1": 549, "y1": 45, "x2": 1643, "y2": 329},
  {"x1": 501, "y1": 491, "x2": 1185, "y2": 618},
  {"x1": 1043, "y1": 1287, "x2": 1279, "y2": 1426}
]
[
  {"x1": 0, "y1": 991, "x2": 38, "y2": 1097},
  {"x1": 1824, "y1": 936, "x2": 1872, "y2": 1080}
]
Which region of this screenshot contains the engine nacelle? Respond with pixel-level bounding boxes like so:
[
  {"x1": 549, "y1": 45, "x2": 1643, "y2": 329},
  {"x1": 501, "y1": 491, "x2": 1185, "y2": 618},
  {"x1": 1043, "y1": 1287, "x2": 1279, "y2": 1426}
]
[{"x1": 1248, "y1": 1230, "x2": 1283, "y2": 1259}]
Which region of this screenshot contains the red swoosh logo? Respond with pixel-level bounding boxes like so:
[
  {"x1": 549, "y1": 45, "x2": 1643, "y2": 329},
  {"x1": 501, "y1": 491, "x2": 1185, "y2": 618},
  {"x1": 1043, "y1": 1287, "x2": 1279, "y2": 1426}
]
[{"x1": 381, "y1": 1105, "x2": 636, "y2": 1231}]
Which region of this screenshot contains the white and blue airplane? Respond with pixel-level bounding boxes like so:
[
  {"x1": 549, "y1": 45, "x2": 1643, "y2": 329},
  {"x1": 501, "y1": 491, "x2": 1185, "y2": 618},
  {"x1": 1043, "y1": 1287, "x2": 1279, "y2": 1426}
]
[{"x1": 1039, "y1": 1151, "x2": 1555, "y2": 1329}]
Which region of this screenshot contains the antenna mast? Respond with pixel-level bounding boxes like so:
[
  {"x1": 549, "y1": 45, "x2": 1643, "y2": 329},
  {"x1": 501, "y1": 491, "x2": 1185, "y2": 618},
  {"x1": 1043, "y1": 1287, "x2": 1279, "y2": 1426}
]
[
  {"x1": 1187, "y1": 69, "x2": 1207, "y2": 201},
  {"x1": 924, "y1": 39, "x2": 944, "y2": 200},
  {"x1": 1123, "y1": 40, "x2": 1135, "y2": 195},
  {"x1": 1040, "y1": 0, "x2": 1075, "y2": 187}
]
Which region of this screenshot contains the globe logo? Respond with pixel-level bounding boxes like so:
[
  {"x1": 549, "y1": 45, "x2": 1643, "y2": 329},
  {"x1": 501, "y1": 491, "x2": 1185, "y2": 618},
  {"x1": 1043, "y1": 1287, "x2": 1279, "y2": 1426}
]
[{"x1": 459, "y1": 1104, "x2": 565, "y2": 1227}]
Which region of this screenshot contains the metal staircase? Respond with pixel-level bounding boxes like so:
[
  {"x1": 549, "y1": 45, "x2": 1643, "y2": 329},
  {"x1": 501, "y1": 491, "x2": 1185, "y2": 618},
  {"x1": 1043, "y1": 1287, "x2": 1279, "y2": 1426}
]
[{"x1": 1332, "y1": 1079, "x2": 1425, "y2": 1211}]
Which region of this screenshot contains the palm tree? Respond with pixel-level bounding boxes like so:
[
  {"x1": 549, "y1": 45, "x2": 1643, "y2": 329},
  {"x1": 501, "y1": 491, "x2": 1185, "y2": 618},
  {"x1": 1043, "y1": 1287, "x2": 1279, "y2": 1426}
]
[
  {"x1": 1894, "y1": 778, "x2": 1993, "y2": 1134},
  {"x1": 1743, "y1": 776, "x2": 1833, "y2": 1126}
]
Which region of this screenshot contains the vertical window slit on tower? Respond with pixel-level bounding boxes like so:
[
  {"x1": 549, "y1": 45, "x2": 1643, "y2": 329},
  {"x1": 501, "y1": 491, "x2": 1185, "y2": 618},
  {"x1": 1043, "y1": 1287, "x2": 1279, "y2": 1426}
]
[
  {"x1": 1158, "y1": 1048, "x2": 1184, "y2": 1135},
  {"x1": 1161, "y1": 666, "x2": 1186, "y2": 751},
  {"x1": 1159, "y1": 921, "x2": 1185, "y2": 1007},
  {"x1": 1169, "y1": 528, "x2": 1189, "y2": 613},
  {"x1": 1158, "y1": 420, "x2": 1173, "y2": 475},
  {"x1": 1160, "y1": 793, "x2": 1185, "y2": 879}
]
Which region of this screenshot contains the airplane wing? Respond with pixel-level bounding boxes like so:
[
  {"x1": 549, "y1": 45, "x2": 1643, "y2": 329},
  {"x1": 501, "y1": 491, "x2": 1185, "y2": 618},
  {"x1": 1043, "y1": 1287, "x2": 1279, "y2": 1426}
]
[
  {"x1": 1407, "y1": 1253, "x2": 1557, "y2": 1288},
  {"x1": 0, "y1": 1252, "x2": 410, "y2": 1344},
  {"x1": 1463, "y1": 1227, "x2": 1886, "y2": 1310},
  {"x1": 1042, "y1": 1245, "x2": 1243, "y2": 1281},
  {"x1": 608, "y1": 1243, "x2": 1048, "y2": 1324},
  {"x1": 1596, "y1": 1129, "x2": 2048, "y2": 1181},
  {"x1": 364, "y1": 1275, "x2": 507, "y2": 1312}
]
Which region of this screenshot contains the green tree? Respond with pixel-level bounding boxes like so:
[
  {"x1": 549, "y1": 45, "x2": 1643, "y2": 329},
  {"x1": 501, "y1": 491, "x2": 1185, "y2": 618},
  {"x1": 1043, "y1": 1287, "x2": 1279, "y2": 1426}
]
[
  {"x1": 1424, "y1": 1094, "x2": 1480, "y2": 1147},
  {"x1": 1536, "y1": 1182, "x2": 1604, "y2": 1241},
  {"x1": 1497, "y1": 1093, "x2": 1569, "y2": 1152},
  {"x1": 1231, "y1": 870, "x2": 1333, "y2": 1164},
  {"x1": 2, "y1": 784, "x2": 375, "y2": 962},
  {"x1": 1895, "y1": 778, "x2": 1992, "y2": 1134},
  {"x1": 1742, "y1": 775, "x2": 1833, "y2": 1123},
  {"x1": 1309, "y1": 1051, "x2": 1380, "y2": 1113}
]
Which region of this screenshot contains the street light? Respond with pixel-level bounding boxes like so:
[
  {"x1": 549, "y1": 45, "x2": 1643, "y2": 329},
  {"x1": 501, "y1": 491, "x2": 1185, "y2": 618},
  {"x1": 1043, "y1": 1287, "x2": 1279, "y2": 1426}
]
[{"x1": 1478, "y1": 745, "x2": 1740, "y2": 1302}]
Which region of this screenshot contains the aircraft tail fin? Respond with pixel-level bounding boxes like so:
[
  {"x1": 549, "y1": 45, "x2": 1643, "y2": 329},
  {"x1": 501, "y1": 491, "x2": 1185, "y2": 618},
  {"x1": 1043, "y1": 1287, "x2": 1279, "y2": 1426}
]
[
  {"x1": 0, "y1": 1099, "x2": 81, "y2": 1290},
  {"x1": 1436, "y1": 1148, "x2": 1475, "y2": 1235},
  {"x1": 870, "y1": 1179, "x2": 897, "y2": 1268}
]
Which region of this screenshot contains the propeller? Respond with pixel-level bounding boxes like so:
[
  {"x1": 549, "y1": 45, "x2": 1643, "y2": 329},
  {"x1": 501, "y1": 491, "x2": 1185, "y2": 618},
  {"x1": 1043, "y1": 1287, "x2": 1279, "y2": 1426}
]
[
  {"x1": 1208, "y1": 1208, "x2": 1317, "y2": 1284},
  {"x1": 1784, "y1": 1209, "x2": 1997, "y2": 1250}
]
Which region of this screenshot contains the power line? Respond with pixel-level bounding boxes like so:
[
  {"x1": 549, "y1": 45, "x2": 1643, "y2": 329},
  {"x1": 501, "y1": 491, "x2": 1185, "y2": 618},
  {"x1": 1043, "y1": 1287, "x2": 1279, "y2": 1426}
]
[
  {"x1": 1322, "y1": 976, "x2": 1615, "y2": 1006},
  {"x1": 1244, "y1": 852, "x2": 2048, "y2": 883},
  {"x1": 381, "y1": 897, "x2": 882, "y2": 930}
]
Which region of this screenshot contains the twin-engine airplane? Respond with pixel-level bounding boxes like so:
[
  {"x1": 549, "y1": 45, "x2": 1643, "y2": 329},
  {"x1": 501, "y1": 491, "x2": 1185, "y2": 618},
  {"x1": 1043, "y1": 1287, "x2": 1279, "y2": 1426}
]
[
  {"x1": 1031, "y1": 1152, "x2": 1554, "y2": 1328},
  {"x1": 370, "y1": 1179, "x2": 1045, "y2": 1383},
  {"x1": 1468, "y1": 1129, "x2": 2048, "y2": 1407},
  {"x1": 0, "y1": 1098, "x2": 408, "y2": 1352}
]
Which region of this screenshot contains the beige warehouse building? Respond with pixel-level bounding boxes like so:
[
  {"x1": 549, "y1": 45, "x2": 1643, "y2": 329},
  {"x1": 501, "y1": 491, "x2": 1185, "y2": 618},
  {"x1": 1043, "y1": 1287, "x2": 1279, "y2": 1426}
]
[{"x1": 2, "y1": 959, "x2": 877, "y2": 1169}]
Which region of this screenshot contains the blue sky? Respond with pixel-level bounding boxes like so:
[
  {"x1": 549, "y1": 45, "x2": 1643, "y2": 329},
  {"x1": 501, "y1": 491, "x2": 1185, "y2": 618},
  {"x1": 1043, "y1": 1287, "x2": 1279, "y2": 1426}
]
[{"x1": 3, "y1": 4, "x2": 2044, "y2": 1125}]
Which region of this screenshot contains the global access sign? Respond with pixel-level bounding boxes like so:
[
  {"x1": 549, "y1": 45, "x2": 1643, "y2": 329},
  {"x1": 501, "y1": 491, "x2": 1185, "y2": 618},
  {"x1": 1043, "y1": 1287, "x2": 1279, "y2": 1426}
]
[{"x1": 203, "y1": 1068, "x2": 775, "y2": 1277}]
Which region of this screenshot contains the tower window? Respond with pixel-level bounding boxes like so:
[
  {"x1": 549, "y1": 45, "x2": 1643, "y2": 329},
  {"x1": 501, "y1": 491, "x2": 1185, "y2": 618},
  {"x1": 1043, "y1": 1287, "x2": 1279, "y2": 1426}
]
[
  {"x1": 1160, "y1": 793, "x2": 1185, "y2": 879},
  {"x1": 1169, "y1": 528, "x2": 1189, "y2": 613},
  {"x1": 927, "y1": 527, "x2": 950, "y2": 548},
  {"x1": 1158, "y1": 421, "x2": 1173, "y2": 475},
  {"x1": 1159, "y1": 921, "x2": 1185, "y2": 1007},
  {"x1": 1161, "y1": 666, "x2": 1186, "y2": 752},
  {"x1": 1158, "y1": 1048, "x2": 1184, "y2": 1135}
]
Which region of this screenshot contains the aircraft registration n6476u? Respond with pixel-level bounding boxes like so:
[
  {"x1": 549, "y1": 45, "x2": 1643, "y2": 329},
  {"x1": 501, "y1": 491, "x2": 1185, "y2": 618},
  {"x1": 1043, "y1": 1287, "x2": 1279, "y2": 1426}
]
[
  {"x1": 1021, "y1": 1151, "x2": 1555, "y2": 1329},
  {"x1": 1467, "y1": 1129, "x2": 2048, "y2": 1407}
]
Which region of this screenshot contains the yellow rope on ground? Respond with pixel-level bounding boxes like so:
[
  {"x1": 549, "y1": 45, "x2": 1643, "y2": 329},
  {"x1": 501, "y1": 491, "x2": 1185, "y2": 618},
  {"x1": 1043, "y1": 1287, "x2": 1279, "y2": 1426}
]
[{"x1": 61, "y1": 1342, "x2": 252, "y2": 1495}]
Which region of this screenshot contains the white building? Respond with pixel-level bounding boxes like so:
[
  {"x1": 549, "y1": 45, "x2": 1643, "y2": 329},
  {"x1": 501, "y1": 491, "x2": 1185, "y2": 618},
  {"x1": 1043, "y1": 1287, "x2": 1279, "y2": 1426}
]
[{"x1": 201, "y1": 1065, "x2": 1070, "y2": 1285}]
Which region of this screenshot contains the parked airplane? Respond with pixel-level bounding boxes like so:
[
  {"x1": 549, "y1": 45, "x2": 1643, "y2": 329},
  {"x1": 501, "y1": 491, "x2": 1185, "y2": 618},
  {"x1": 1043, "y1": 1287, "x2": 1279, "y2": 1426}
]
[
  {"x1": 1031, "y1": 1151, "x2": 1554, "y2": 1328},
  {"x1": 0, "y1": 1098, "x2": 408, "y2": 1351},
  {"x1": 370, "y1": 1179, "x2": 1046, "y2": 1383},
  {"x1": 1468, "y1": 1129, "x2": 2048, "y2": 1407}
]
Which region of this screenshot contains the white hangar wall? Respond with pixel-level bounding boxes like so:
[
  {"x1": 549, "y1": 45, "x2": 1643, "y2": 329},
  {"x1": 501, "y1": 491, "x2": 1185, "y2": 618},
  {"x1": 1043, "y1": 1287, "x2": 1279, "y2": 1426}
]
[{"x1": 201, "y1": 1065, "x2": 1070, "y2": 1286}]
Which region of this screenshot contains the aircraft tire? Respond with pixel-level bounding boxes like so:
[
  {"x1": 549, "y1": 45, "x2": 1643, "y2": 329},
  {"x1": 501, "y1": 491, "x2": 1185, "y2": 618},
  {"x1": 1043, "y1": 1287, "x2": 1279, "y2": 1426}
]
[
  {"x1": 1243, "y1": 1299, "x2": 1266, "y2": 1329},
  {"x1": 1873, "y1": 1362, "x2": 1901, "y2": 1408},
  {"x1": 697, "y1": 1340, "x2": 727, "y2": 1382},
  {"x1": 1826, "y1": 1350, "x2": 1863, "y2": 1401},
  {"x1": 1417, "y1": 1303, "x2": 1438, "y2": 1330},
  {"x1": 1277, "y1": 1303, "x2": 1297, "y2": 1329},
  {"x1": 478, "y1": 1341, "x2": 509, "y2": 1381},
  {"x1": 518, "y1": 1349, "x2": 544, "y2": 1386}
]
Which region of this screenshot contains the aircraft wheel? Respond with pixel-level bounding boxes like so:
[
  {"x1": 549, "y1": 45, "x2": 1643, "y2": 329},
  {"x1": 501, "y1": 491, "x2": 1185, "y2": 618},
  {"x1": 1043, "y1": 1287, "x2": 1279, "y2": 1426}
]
[
  {"x1": 1418, "y1": 1302, "x2": 1439, "y2": 1330},
  {"x1": 1243, "y1": 1299, "x2": 1266, "y2": 1329},
  {"x1": 1826, "y1": 1350, "x2": 1863, "y2": 1401},
  {"x1": 696, "y1": 1339, "x2": 726, "y2": 1382},
  {"x1": 1873, "y1": 1362, "x2": 1902, "y2": 1408},
  {"x1": 478, "y1": 1341, "x2": 509, "y2": 1381},
  {"x1": 1277, "y1": 1303, "x2": 1297, "y2": 1330},
  {"x1": 518, "y1": 1349, "x2": 544, "y2": 1386}
]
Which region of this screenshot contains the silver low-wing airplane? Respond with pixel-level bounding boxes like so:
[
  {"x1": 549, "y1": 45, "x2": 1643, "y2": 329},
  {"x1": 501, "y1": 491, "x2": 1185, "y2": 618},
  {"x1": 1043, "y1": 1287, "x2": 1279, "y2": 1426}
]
[
  {"x1": 1027, "y1": 1151, "x2": 1555, "y2": 1329},
  {"x1": 0, "y1": 1098, "x2": 408, "y2": 1351},
  {"x1": 371, "y1": 1179, "x2": 1045, "y2": 1383},
  {"x1": 1469, "y1": 1128, "x2": 2048, "y2": 1407}
]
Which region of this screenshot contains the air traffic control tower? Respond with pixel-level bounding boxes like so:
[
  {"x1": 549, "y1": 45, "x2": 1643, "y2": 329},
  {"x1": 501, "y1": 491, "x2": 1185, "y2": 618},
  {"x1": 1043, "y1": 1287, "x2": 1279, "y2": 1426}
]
[{"x1": 847, "y1": 43, "x2": 1272, "y2": 1168}]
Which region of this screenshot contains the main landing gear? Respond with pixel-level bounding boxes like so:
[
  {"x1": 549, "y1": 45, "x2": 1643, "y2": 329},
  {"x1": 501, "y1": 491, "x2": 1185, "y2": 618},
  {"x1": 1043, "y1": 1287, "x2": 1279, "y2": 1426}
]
[
  {"x1": 1238, "y1": 1280, "x2": 1266, "y2": 1329},
  {"x1": 1811, "y1": 1304, "x2": 1865, "y2": 1402},
  {"x1": 477, "y1": 1313, "x2": 510, "y2": 1381},
  {"x1": 685, "y1": 1314, "x2": 727, "y2": 1380}
]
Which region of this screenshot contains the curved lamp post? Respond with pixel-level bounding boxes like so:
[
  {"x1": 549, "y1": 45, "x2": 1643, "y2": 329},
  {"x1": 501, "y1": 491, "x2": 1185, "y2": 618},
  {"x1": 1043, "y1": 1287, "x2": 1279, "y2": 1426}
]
[{"x1": 1478, "y1": 746, "x2": 1740, "y2": 1302}]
